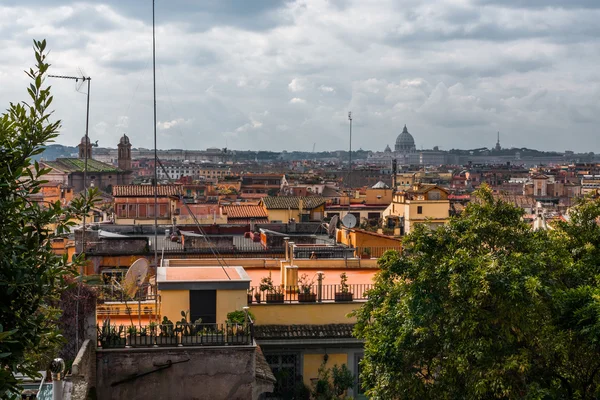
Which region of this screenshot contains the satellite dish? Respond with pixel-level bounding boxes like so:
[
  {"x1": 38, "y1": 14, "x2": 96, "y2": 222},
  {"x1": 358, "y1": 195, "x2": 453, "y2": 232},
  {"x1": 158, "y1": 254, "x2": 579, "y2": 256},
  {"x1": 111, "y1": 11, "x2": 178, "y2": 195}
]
[
  {"x1": 328, "y1": 215, "x2": 339, "y2": 237},
  {"x1": 341, "y1": 214, "x2": 357, "y2": 229},
  {"x1": 123, "y1": 258, "x2": 149, "y2": 298}
]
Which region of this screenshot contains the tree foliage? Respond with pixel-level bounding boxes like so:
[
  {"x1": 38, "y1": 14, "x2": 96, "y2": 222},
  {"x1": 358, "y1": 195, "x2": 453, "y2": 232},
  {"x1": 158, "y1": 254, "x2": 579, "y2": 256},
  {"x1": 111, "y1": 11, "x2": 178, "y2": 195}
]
[
  {"x1": 0, "y1": 40, "x2": 97, "y2": 396},
  {"x1": 354, "y1": 186, "x2": 600, "y2": 399}
]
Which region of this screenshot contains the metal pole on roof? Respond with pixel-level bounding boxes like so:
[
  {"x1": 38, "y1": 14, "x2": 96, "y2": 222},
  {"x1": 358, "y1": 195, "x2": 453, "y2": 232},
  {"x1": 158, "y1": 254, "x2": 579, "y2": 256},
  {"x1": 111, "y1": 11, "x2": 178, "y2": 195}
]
[
  {"x1": 48, "y1": 73, "x2": 91, "y2": 355},
  {"x1": 152, "y1": 0, "x2": 158, "y2": 269}
]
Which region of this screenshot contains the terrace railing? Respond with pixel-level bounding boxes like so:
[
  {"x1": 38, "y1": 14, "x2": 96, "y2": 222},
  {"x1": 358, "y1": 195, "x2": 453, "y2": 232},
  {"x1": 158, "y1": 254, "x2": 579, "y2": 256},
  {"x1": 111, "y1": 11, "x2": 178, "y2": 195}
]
[
  {"x1": 249, "y1": 284, "x2": 373, "y2": 304},
  {"x1": 97, "y1": 321, "x2": 254, "y2": 349},
  {"x1": 94, "y1": 284, "x2": 155, "y2": 303},
  {"x1": 354, "y1": 246, "x2": 402, "y2": 258}
]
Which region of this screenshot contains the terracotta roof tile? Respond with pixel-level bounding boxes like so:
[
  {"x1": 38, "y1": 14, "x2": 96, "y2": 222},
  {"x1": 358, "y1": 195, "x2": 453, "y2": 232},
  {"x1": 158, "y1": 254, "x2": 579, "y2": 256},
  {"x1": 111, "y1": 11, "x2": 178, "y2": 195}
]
[
  {"x1": 222, "y1": 205, "x2": 268, "y2": 219},
  {"x1": 261, "y1": 196, "x2": 327, "y2": 210},
  {"x1": 112, "y1": 184, "x2": 183, "y2": 197}
]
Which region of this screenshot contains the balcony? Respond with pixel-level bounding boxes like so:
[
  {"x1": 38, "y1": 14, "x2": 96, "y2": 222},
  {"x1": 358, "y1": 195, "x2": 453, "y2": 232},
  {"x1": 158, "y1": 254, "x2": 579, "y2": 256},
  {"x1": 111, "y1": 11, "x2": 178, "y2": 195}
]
[
  {"x1": 249, "y1": 284, "x2": 373, "y2": 304},
  {"x1": 97, "y1": 321, "x2": 254, "y2": 349}
]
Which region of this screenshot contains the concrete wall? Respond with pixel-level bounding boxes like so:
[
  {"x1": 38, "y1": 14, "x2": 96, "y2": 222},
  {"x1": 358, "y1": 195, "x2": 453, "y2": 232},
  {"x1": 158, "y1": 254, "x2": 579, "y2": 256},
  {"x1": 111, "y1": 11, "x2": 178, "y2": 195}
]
[
  {"x1": 250, "y1": 303, "x2": 359, "y2": 325},
  {"x1": 96, "y1": 346, "x2": 256, "y2": 400},
  {"x1": 67, "y1": 339, "x2": 96, "y2": 400},
  {"x1": 160, "y1": 290, "x2": 189, "y2": 323},
  {"x1": 302, "y1": 353, "x2": 348, "y2": 387},
  {"x1": 217, "y1": 289, "x2": 248, "y2": 325}
]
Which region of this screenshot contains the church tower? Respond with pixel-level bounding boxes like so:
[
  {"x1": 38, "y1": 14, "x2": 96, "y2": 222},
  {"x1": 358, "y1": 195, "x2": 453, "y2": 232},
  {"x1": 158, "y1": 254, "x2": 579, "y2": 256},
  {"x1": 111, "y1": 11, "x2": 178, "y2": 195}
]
[
  {"x1": 78, "y1": 136, "x2": 92, "y2": 159},
  {"x1": 117, "y1": 134, "x2": 132, "y2": 170},
  {"x1": 495, "y1": 131, "x2": 501, "y2": 152}
]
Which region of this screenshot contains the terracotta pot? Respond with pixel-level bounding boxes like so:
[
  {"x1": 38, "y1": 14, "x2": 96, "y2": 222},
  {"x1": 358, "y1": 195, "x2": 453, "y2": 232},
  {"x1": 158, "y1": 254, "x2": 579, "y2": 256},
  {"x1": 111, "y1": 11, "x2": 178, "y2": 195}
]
[
  {"x1": 298, "y1": 293, "x2": 317, "y2": 303},
  {"x1": 266, "y1": 293, "x2": 284, "y2": 303},
  {"x1": 334, "y1": 292, "x2": 353, "y2": 302}
]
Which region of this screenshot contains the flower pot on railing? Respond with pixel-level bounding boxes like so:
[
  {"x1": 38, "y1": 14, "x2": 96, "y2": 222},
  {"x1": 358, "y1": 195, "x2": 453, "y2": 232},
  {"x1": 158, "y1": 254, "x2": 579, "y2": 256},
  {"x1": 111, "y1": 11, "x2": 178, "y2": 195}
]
[
  {"x1": 247, "y1": 293, "x2": 253, "y2": 304},
  {"x1": 100, "y1": 337, "x2": 126, "y2": 349},
  {"x1": 181, "y1": 335, "x2": 201, "y2": 346},
  {"x1": 127, "y1": 334, "x2": 154, "y2": 347},
  {"x1": 155, "y1": 335, "x2": 178, "y2": 347},
  {"x1": 298, "y1": 293, "x2": 317, "y2": 303},
  {"x1": 266, "y1": 293, "x2": 284, "y2": 303},
  {"x1": 334, "y1": 292, "x2": 354, "y2": 302},
  {"x1": 202, "y1": 333, "x2": 226, "y2": 345}
]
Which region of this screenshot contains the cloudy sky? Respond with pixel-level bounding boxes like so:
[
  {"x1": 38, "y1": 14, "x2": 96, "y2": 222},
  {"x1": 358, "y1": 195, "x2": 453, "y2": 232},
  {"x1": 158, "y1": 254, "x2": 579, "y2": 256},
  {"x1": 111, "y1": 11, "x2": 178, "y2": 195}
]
[{"x1": 1, "y1": 0, "x2": 599, "y2": 153}]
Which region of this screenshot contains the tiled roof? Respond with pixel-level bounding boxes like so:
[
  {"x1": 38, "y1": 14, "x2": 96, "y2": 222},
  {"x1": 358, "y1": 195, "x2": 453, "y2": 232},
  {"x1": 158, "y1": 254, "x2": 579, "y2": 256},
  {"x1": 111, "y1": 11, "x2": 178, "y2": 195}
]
[
  {"x1": 222, "y1": 205, "x2": 268, "y2": 219},
  {"x1": 112, "y1": 184, "x2": 183, "y2": 197},
  {"x1": 45, "y1": 158, "x2": 120, "y2": 173},
  {"x1": 254, "y1": 324, "x2": 356, "y2": 340},
  {"x1": 261, "y1": 196, "x2": 327, "y2": 210}
]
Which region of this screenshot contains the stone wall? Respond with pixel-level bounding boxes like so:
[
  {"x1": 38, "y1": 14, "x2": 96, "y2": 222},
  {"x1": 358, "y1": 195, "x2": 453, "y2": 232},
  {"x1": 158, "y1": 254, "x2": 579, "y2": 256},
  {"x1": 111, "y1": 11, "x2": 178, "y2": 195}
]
[
  {"x1": 96, "y1": 346, "x2": 257, "y2": 400},
  {"x1": 67, "y1": 339, "x2": 96, "y2": 400}
]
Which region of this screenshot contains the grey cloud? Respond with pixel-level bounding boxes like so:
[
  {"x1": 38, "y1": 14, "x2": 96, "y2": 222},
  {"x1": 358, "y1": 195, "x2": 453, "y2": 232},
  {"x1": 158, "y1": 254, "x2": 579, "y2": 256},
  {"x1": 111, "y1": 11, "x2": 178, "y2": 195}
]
[{"x1": 1, "y1": 0, "x2": 600, "y2": 152}]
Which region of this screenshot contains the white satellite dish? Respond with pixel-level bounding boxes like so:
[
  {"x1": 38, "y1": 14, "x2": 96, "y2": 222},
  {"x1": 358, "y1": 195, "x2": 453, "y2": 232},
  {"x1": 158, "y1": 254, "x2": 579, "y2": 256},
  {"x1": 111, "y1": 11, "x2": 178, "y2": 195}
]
[
  {"x1": 341, "y1": 214, "x2": 357, "y2": 229},
  {"x1": 123, "y1": 258, "x2": 149, "y2": 298},
  {"x1": 328, "y1": 215, "x2": 339, "y2": 237}
]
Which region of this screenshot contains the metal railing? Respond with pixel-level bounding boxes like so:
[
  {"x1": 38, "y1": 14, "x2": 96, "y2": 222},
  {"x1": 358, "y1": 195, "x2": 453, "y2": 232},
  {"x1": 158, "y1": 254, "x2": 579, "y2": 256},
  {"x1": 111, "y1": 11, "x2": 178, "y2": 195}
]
[
  {"x1": 249, "y1": 284, "x2": 372, "y2": 304},
  {"x1": 94, "y1": 284, "x2": 155, "y2": 303},
  {"x1": 97, "y1": 321, "x2": 254, "y2": 348},
  {"x1": 354, "y1": 246, "x2": 402, "y2": 258}
]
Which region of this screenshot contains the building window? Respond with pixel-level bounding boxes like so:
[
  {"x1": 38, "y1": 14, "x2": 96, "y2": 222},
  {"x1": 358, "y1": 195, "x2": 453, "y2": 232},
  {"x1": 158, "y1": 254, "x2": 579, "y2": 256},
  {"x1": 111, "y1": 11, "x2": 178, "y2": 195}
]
[
  {"x1": 117, "y1": 204, "x2": 127, "y2": 218},
  {"x1": 127, "y1": 204, "x2": 137, "y2": 218},
  {"x1": 417, "y1": 206, "x2": 423, "y2": 214},
  {"x1": 265, "y1": 353, "x2": 299, "y2": 398}
]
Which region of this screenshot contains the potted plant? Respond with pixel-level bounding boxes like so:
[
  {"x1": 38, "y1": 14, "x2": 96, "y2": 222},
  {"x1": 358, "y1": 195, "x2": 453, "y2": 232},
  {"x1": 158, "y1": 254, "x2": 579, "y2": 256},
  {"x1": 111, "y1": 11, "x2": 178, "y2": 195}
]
[
  {"x1": 254, "y1": 290, "x2": 262, "y2": 304},
  {"x1": 200, "y1": 327, "x2": 226, "y2": 345},
  {"x1": 178, "y1": 310, "x2": 203, "y2": 346},
  {"x1": 126, "y1": 325, "x2": 137, "y2": 347},
  {"x1": 247, "y1": 288, "x2": 254, "y2": 304},
  {"x1": 156, "y1": 316, "x2": 178, "y2": 346},
  {"x1": 335, "y1": 272, "x2": 353, "y2": 302},
  {"x1": 99, "y1": 320, "x2": 126, "y2": 348},
  {"x1": 260, "y1": 271, "x2": 284, "y2": 303},
  {"x1": 361, "y1": 247, "x2": 372, "y2": 259},
  {"x1": 297, "y1": 273, "x2": 317, "y2": 303},
  {"x1": 226, "y1": 310, "x2": 255, "y2": 344}
]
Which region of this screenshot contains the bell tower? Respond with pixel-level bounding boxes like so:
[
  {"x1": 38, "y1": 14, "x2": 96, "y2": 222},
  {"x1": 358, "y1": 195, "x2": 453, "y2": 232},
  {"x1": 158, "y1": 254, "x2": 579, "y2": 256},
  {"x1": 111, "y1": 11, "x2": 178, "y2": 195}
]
[
  {"x1": 117, "y1": 134, "x2": 132, "y2": 170},
  {"x1": 78, "y1": 136, "x2": 92, "y2": 159}
]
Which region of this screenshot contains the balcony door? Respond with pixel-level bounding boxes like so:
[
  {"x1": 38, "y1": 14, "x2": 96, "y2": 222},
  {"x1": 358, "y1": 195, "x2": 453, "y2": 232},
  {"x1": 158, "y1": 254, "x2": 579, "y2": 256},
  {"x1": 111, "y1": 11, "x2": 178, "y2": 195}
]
[{"x1": 189, "y1": 290, "x2": 216, "y2": 324}]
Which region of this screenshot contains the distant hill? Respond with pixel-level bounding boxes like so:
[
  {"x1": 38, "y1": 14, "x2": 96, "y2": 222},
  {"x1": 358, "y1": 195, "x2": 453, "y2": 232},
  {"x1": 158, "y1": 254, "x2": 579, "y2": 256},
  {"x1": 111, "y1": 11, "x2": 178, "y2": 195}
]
[{"x1": 35, "y1": 144, "x2": 78, "y2": 161}]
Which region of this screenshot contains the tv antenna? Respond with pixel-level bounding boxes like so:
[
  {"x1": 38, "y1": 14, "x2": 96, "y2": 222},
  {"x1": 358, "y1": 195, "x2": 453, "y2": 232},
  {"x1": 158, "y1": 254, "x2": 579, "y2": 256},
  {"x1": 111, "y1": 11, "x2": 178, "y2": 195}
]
[
  {"x1": 341, "y1": 213, "x2": 357, "y2": 229},
  {"x1": 327, "y1": 215, "x2": 339, "y2": 239},
  {"x1": 123, "y1": 258, "x2": 150, "y2": 326}
]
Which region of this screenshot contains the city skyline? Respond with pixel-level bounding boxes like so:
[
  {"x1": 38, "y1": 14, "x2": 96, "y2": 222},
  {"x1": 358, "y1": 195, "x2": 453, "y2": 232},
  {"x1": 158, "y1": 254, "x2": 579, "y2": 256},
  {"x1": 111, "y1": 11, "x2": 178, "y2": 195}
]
[{"x1": 2, "y1": 1, "x2": 600, "y2": 153}]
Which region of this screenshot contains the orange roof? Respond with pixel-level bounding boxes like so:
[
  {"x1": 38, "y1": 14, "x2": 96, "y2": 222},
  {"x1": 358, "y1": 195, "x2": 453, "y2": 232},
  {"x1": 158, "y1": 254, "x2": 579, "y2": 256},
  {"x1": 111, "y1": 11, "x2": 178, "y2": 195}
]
[
  {"x1": 222, "y1": 205, "x2": 268, "y2": 219},
  {"x1": 113, "y1": 184, "x2": 183, "y2": 197},
  {"x1": 164, "y1": 267, "x2": 242, "y2": 281}
]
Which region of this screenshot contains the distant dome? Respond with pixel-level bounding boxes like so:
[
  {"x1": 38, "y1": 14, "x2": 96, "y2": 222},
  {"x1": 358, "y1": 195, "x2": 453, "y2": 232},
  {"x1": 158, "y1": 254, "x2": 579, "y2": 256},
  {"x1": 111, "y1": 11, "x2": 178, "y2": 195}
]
[
  {"x1": 372, "y1": 181, "x2": 389, "y2": 189},
  {"x1": 80, "y1": 136, "x2": 90, "y2": 145},
  {"x1": 395, "y1": 125, "x2": 416, "y2": 153},
  {"x1": 384, "y1": 144, "x2": 392, "y2": 153},
  {"x1": 119, "y1": 134, "x2": 130, "y2": 145}
]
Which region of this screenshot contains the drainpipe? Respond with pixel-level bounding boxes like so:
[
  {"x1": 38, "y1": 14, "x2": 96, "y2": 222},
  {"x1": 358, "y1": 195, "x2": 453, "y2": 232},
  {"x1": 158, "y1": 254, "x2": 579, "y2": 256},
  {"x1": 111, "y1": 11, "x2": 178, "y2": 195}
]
[
  {"x1": 284, "y1": 237, "x2": 290, "y2": 262},
  {"x1": 289, "y1": 241, "x2": 295, "y2": 266}
]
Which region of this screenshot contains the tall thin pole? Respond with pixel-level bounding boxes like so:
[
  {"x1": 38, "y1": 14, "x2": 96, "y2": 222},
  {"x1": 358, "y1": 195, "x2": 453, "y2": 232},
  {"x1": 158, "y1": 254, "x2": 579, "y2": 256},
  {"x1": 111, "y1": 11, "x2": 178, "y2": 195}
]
[
  {"x1": 83, "y1": 78, "x2": 90, "y2": 261},
  {"x1": 48, "y1": 73, "x2": 91, "y2": 355},
  {"x1": 152, "y1": 0, "x2": 158, "y2": 267},
  {"x1": 348, "y1": 111, "x2": 352, "y2": 210}
]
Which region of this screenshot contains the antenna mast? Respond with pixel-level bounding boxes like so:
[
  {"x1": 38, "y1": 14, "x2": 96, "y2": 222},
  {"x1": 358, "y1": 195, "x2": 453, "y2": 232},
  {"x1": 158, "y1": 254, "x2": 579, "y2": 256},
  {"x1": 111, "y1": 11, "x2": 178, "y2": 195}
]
[
  {"x1": 152, "y1": 0, "x2": 158, "y2": 267},
  {"x1": 48, "y1": 72, "x2": 91, "y2": 356},
  {"x1": 347, "y1": 111, "x2": 352, "y2": 212}
]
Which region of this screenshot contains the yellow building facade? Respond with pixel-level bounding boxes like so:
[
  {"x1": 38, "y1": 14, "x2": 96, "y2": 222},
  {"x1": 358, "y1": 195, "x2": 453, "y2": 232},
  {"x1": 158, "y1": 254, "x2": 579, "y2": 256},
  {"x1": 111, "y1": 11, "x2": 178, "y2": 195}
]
[{"x1": 383, "y1": 183, "x2": 450, "y2": 234}]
